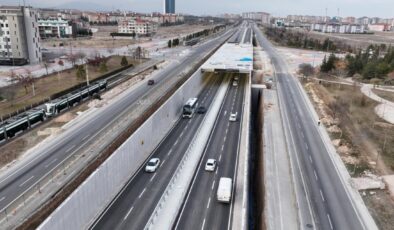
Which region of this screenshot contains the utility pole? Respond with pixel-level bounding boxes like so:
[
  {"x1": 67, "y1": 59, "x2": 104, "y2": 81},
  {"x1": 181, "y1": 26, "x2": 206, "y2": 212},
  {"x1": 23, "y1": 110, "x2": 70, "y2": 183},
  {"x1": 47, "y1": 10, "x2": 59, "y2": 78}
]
[{"x1": 85, "y1": 63, "x2": 90, "y2": 86}]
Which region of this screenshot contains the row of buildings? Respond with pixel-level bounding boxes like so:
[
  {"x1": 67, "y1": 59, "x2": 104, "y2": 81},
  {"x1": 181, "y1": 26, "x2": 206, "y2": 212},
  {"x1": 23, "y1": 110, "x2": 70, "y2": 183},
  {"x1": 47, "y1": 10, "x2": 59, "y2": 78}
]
[
  {"x1": 273, "y1": 15, "x2": 394, "y2": 34},
  {"x1": 242, "y1": 12, "x2": 271, "y2": 25}
]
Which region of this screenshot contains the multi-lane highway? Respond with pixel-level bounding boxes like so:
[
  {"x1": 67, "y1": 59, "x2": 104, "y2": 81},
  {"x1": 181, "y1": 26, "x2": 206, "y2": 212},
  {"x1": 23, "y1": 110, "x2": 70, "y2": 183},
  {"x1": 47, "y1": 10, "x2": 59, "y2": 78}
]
[
  {"x1": 253, "y1": 25, "x2": 364, "y2": 229},
  {"x1": 91, "y1": 74, "x2": 224, "y2": 229},
  {"x1": 0, "y1": 28, "x2": 235, "y2": 212},
  {"x1": 174, "y1": 74, "x2": 245, "y2": 230}
]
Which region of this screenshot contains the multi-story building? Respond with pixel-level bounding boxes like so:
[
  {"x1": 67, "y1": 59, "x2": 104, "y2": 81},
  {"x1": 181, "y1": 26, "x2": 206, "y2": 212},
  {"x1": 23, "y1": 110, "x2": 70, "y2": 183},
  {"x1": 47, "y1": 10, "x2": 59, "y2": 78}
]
[
  {"x1": 311, "y1": 23, "x2": 367, "y2": 34},
  {"x1": 164, "y1": 0, "x2": 175, "y2": 14},
  {"x1": 118, "y1": 19, "x2": 158, "y2": 36},
  {"x1": 368, "y1": 23, "x2": 392, "y2": 32},
  {"x1": 0, "y1": 6, "x2": 41, "y2": 65},
  {"x1": 242, "y1": 12, "x2": 271, "y2": 25},
  {"x1": 38, "y1": 17, "x2": 73, "y2": 39}
]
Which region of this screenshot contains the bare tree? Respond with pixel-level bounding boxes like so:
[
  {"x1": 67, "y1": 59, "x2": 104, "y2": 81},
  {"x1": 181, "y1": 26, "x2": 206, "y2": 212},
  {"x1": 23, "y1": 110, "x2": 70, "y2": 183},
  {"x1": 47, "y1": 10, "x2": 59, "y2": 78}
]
[
  {"x1": 68, "y1": 54, "x2": 77, "y2": 66},
  {"x1": 77, "y1": 51, "x2": 87, "y2": 64},
  {"x1": 298, "y1": 63, "x2": 315, "y2": 78}
]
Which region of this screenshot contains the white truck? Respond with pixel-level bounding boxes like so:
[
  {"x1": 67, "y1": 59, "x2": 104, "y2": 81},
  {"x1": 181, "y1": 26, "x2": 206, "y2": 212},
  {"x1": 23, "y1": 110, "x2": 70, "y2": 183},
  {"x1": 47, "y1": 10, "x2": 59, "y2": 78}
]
[{"x1": 217, "y1": 177, "x2": 232, "y2": 203}]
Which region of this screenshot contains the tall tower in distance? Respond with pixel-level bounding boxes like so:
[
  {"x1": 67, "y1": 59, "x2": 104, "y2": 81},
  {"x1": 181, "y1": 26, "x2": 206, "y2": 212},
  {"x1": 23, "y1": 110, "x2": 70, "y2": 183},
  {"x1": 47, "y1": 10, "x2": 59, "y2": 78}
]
[{"x1": 164, "y1": 0, "x2": 175, "y2": 14}]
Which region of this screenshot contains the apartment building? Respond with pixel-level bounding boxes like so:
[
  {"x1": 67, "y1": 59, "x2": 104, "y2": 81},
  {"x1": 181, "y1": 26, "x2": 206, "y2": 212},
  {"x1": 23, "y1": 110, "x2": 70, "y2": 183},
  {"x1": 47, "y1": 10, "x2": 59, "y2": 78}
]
[
  {"x1": 38, "y1": 17, "x2": 73, "y2": 39},
  {"x1": 118, "y1": 19, "x2": 158, "y2": 36},
  {"x1": 242, "y1": 12, "x2": 271, "y2": 25},
  {"x1": 0, "y1": 6, "x2": 41, "y2": 65},
  {"x1": 311, "y1": 23, "x2": 367, "y2": 34}
]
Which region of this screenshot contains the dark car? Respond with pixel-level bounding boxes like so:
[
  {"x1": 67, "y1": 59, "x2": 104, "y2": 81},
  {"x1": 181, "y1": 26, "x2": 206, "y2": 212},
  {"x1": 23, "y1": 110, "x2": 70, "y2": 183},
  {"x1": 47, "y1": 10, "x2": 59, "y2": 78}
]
[
  {"x1": 148, "y1": 80, "x2": 155, "y2": 85},
  {"x1": 197, "y1": 106, "x2": 207, "y2": 114}
]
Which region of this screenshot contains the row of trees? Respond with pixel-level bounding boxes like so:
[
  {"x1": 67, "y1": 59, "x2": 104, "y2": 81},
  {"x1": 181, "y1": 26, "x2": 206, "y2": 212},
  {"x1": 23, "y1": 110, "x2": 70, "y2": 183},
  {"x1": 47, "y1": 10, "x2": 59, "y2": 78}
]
[
  {"x1": 168, "y1": 38, "x2": 181, "y2": 48},
  {"x1": 264, "y1": 27, "x2": 353, "y2": 53},
  {"x1": 345, "y1": 45, "x2": 394, "y2": 82}
]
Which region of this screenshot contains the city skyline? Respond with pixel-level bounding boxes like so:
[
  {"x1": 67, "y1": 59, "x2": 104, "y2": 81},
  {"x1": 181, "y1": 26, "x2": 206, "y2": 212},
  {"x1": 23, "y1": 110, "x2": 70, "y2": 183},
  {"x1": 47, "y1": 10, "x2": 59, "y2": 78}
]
[{"x1": 1, "y1": 0, "x2": 393, "y2": 18}]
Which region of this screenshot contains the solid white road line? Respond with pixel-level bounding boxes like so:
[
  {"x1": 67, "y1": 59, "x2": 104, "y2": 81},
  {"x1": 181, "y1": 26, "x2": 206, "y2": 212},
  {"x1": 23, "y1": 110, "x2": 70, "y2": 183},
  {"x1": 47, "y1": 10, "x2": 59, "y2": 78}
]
[
  {"x1": 19, "y1": 176, "x2": 34, "y2": 187},
  {"x1": 201, "y1": 218, "x2": 206, "y2": 230},
  {"x1": 327, "y1": 214, "x2": 334, "y2": 230},
  {"x1": 44, "y1": 158, "x2": 58, "y2": 168},
  {"x1": 320, "y1": 190, "x2": 325, "y2": 202},
  {"x1": 65, "y1": 145, "x2": 76, "y2": 153},
  {"x1": 138, "y1": 188, "x2": 146, "y2": 199},
  {"x1": 123, "y1": 206, "x2": 134, "y2": 221},
  {"x1": 150, "y1": 173, "x2": 156, "y2": 182}
]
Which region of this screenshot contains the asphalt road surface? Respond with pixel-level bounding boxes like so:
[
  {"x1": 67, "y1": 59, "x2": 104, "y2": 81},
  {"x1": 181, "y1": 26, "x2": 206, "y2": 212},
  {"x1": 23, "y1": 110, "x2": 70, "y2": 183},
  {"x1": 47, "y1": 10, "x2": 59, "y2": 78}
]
[
  {"x1": 91, "y1": 74, "x2": 223, "y2": 230},
  {"x1": 253, "y1": 24, "x2": 364, "y2": 230},
  {"x1": 174, "y1": 74, "x2": 245, "y2": 230},
  {"x1": 0, "y1": 28, "x2": 235, "y2": 212}
]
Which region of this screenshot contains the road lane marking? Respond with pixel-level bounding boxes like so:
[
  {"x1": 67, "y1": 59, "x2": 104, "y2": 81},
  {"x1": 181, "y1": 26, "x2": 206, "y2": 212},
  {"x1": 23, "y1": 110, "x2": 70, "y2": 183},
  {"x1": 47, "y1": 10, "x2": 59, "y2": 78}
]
[
  {"x1": 224, "y1": 136, "x2": 227, "y2": 142},
  {"x1": 65, "y1": 145, "x2": 76, "y2": 153},
  {"x1": 207, "y1": 197, "x2": 211, "y2": 209},
  {"x1": 0, "y1": 197, "x2": 5, "y2": 202},
  {"x1": 123, "y1": 206, "x2": 134, "y2": 220},
  {"x1": 219, "y1": 154, "x2": 222, "y2": 162},
  {"x1": 305, "y1": 143, "x2": 309, "y2": 150},
  {"x1": 225, "y1": 128, "x2": 228, "y2": 134},
  {"x1": 19, "y1": 176, "x2": 34, "y2": 187},
  {"x1": 174, "y1": 140, "x2": 179, "y2": 146},
  {"x1": 138, "y1": 188, "x2": 146, "y2": 199},
  {"x1": 201, "y1": 218, "x2": 206, "y2": 230},
  {"x1": 150, "y1": 173, "x2": 156, "y2": 182},
  {"x1": 180, "y1": 131, "x2": 184, "y2": 137},
  {"x1": 224, "y1": 110, "x2": 227, "y2": 116},
  {"x1": 82, "y1": 134, "x2": 90, "y2": 141},
  {"x1": 320, "y1": 190, "x2": 325, "y2": 202},
  {"x1": 45, "y1": 158, "x2": 58, "y2": 168},
  {"x1": 327, "y1": 214, "x2": 333, "y2": 229},
  {"x1": 221, "y1": 145, "x2": 224, "y2": 151},
  {"x1": 301, "y1": 132, "x2": 305, "y2": 139},
  {"x1": 161, "y1": 159, "x2": 166, "y2": 167},
  {"x1": 215, "y1": 169, "x2": 218, "y2": 175},
  {"x1": 309, "y1": 155, "x2": 313, "y2": 163},
  {"x1": 314, "y1": 170, "x2": 318, "y2": 181},
  {"x1": 212, "y1": 180, "x2": 216, "y2": 190}
]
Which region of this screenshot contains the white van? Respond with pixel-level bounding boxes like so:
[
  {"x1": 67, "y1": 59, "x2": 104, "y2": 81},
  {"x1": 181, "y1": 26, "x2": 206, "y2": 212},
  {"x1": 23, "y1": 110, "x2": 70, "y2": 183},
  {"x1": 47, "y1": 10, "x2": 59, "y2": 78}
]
[{"x1": 217, "y1": 177, "x2": 232, "y2": 203}]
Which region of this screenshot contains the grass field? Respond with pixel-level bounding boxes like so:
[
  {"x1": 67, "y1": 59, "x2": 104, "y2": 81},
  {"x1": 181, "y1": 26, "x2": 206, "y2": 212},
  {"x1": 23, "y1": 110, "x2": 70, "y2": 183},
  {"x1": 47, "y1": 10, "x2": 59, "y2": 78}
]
[{"x1": 0, "y1": 56, "x2": 138, "y2": 118}]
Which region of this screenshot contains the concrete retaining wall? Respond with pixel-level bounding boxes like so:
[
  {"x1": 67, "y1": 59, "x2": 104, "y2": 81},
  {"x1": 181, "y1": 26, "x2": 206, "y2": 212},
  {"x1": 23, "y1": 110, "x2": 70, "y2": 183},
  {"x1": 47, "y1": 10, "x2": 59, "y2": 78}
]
[{"x1": 38, "y1": 69, "x2": 209, "y2": 230}]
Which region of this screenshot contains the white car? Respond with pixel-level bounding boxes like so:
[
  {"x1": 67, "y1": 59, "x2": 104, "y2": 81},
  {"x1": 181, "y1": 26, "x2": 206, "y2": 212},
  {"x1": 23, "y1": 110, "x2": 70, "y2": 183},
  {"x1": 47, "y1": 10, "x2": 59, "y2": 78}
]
[
  {"x1": 234, "y1": 76, "x2": 239, "y2": 81},
  {"x1": 232, "y1": 81, "x2": 238, "y2": 87},
  {"x1": 205, "y1": 159, "x2": 217, "y2": 171},
  {"x1": 229, "y1": 112, "x2": 237, "y2": 122},
  {"x1": 145, "y1": 158, "x2": 160, "y2": 172}
]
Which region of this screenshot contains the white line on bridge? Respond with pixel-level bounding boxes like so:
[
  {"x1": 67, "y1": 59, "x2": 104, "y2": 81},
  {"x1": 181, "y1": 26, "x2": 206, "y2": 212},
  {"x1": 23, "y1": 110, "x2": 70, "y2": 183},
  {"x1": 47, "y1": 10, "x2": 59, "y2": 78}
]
[
  {"x1": 320, "y1": 190, "x2": 325, "y2": 202},
  {"x1": 65, "y1": 145, "x2": 76, "y2": 153},
  {"x1": 327, "y1": 214, "x2": 334, "y2": 229},
  {"x1": 207, "y1": 197, "x2": 211, "y2": 209},
  {"x1": 123, "y1": 206, "x2": 134, "y2": 220},
  {"x1": 19, "y1": 176, "x2": 34, "y2": 187},
  {"x1": 45, "y1": 158, "x2": 58, "y2": 168},
  {"x1": 150, "y1": 173, "x2": 156, "y2": 182},
  {"x1": 138, "y1": 188, "x2": 146, "y2": 199}
]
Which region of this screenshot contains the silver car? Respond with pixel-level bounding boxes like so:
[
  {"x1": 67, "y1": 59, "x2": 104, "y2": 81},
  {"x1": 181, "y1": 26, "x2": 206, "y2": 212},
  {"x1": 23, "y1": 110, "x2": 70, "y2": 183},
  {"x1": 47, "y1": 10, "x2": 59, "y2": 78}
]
[{"x1": 145, "y1": 158, "x2": 160, "y2": 172}]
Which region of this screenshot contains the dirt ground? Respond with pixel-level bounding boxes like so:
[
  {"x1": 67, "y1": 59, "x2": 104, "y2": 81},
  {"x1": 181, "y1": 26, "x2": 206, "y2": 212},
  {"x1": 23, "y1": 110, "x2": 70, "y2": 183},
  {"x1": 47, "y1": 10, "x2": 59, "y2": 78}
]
[
  {"x1": 41, "y1": 23, "x2": 216, "y2": 49},
  {"x1": 0, "y1": 56, "x2": 137, "y2": 118},
  {"x1": 303, "y1": 80, "x2": 394, "y2": 229}
]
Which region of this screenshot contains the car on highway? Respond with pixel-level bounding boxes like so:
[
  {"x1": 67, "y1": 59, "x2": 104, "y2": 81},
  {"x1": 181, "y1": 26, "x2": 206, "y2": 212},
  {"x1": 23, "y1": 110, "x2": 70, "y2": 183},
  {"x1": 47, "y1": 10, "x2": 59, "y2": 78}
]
[
  {"x1": 232, "y1": 81, "x2": 238, "y2": 87},
  {"x1": 148, "y1": 80, "x2": 155, "y2": 85},
  {"x1": 234, "y1": 76, "x2": 239, "y2": 81},
  {"x1": 205, "y1": 159, "x2": 217, "y2": 171},
  {"x1": 145, "y1": 158, "x2": 160, "y2": 172},
  {"x1": 229, "y1": 112, "x2": 237, "y2": 122},
  {"x1": 196, "y1": 106, "x2": 207, "y2": 114}
]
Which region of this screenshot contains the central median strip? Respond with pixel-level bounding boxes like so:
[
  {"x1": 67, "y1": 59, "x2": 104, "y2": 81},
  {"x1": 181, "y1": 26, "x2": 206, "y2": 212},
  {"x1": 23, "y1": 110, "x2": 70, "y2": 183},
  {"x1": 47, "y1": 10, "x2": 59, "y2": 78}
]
[{"x1": 144, "y1": 76, "x2": 230, "y2": 230}]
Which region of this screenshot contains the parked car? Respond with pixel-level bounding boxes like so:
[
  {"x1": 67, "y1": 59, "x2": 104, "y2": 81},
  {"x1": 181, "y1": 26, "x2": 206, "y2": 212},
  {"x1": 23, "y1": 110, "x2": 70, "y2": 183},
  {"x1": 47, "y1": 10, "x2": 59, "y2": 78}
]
[
  {"x1": 148, "y1": 80, "x2": 155, "y2": 85},
  {"x1": 205, "y1": 159, "x2": 217, "y2": 171},
  {"x1": 145, "y1": 158, "x2": 160, "y2": 172},
  {"x1": 229, "y1": 112, "x2": 237, "y2": 122},
  {"x1": 197, "y1": 106, "x2": 207, "y2": 114}
]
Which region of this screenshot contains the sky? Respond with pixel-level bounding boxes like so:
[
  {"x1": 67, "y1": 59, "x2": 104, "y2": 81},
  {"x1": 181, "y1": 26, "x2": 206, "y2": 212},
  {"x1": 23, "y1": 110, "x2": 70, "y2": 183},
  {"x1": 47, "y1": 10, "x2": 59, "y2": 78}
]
[{"x1": 1, "y1": 0, "x2": 394, "y2": 18}]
